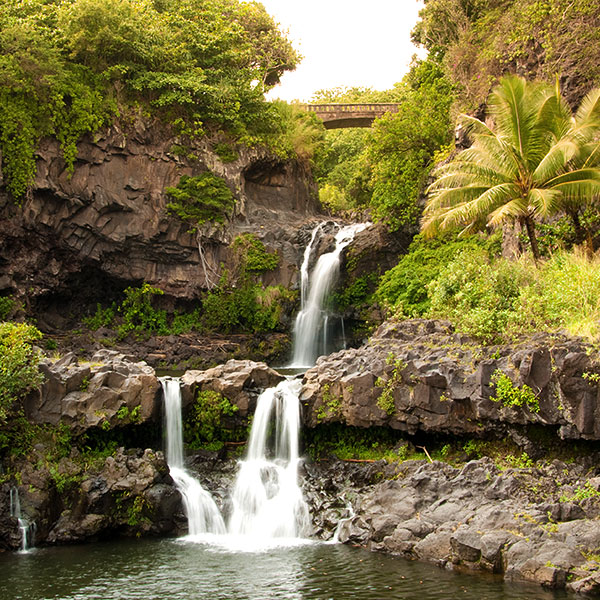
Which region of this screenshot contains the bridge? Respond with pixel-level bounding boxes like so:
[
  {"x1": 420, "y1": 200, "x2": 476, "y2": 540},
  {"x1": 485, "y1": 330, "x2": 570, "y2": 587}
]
[{"x1": 298, "y1": 103, "x2": 399, "y2": 129}]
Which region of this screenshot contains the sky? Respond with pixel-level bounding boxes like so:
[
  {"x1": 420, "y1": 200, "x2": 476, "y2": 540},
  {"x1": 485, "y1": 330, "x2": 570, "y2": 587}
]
[{"x1": 260, "y1": 0, "x2": 426, "y2": 102}]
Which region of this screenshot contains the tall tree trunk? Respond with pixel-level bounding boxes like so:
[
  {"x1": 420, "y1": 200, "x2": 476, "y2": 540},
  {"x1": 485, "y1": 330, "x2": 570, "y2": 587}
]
[{"x1": 523, "y1": 215, "x2": 540, "y2": 262}]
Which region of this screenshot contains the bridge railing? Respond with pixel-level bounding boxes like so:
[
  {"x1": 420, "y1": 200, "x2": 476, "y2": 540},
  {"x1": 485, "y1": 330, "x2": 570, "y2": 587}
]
[{"x1": 298, "y1": 103, "x2": 399, "y2": 114}]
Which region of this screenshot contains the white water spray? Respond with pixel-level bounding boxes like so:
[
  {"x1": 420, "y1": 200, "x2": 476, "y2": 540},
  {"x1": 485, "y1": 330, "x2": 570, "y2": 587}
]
[
  {"x1": 291, "y1": 222, "x2": 369, "y2": 367},
  {"x1": 10, "y1": 487, "x2": 34, "y2": 553},
  {"x1": 228, "y1": 378, "x2": 310, "y2": 539},
  {"x1": 161, "y1": 378, "x2": 226, "y2": 536}
]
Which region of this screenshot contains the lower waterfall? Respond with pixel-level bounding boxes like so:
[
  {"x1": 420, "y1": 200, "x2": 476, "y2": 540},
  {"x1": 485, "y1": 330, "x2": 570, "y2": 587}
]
[
  {"x1": 161, "y1": 377, "x2": 226, "y2": 536},
  {"x1": 228, "y1": 378, "x2": 310, "y2": 539}
]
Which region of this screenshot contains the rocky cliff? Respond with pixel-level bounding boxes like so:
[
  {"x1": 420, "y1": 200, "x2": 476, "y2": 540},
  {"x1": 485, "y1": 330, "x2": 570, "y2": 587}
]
[{"x1": 0, "y1": 119, "x2": 321, "y2": 326}]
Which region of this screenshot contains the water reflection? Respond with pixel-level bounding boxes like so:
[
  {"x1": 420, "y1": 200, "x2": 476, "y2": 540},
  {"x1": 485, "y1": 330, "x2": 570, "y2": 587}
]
[{"x1": 0, "y1": 538, "x2": 573, "y2": 600}]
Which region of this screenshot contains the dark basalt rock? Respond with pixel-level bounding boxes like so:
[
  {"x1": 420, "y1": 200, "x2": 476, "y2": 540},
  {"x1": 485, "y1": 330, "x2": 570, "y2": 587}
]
[
  {"x1": 24, "y1": 350, "x2": 160, "y2": 433},
  {"x1": 0, "y1": 120, "x2": 321, "y2": 324},
  {"x1": 304, "y1": 456, "x2": 600, "y2": 593},
  {"x1": 300, "y1": 318, "x2": 600, "y2": 441}
]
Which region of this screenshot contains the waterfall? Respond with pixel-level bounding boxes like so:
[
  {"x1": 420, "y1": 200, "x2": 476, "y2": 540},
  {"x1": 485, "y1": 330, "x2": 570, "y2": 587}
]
[
  {"x1": 291, "y1": 222, "x2": 369, "y2": 367},
  {"x1": 227, "y1": 378, "x2": 310, "y2": 540},
  {"x1": 160, "y1": 378, "x2": 226, "y2": 536},
  {"x1": 10, "y1": 487, "x2": 34, "y2": 553},
  {"x1": 157, "y1": 220, "x2": 368, "y2": 548}
]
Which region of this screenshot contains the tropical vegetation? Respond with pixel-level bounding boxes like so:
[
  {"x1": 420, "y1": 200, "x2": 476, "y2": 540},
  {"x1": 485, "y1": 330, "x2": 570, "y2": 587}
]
[
  {"x1": 0, "y1": 0, "x2": 300, "y2": 198},
  {"x1": 422, "y1": 75, "x2": 600, "y2": 259}
]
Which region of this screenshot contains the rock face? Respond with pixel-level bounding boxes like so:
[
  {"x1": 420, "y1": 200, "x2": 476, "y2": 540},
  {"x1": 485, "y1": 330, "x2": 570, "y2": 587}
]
[
  {"x1": 24, "y1": 350, "x2": 160, "y2": 433},
  {"x1": 301, "y1": 319, "x2": 600, "y2": 441},
  {"x1": 0, "y1": 120, "x2": 321, "y2": 319},
  {"x1": 181, "y1": 359, "x2": 284, "y2": 415}
]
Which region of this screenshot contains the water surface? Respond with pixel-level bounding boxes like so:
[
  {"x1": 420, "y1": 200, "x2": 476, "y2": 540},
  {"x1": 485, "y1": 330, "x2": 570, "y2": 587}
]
[{"x1": 0, "y1": 537, "x2": 573, "y2": 600}]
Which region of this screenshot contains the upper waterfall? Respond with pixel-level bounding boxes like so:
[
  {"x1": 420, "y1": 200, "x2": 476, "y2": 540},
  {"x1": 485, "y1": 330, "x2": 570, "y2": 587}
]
[{"x1": 290, "y1": 222, "x2": 369, "y2": 368}]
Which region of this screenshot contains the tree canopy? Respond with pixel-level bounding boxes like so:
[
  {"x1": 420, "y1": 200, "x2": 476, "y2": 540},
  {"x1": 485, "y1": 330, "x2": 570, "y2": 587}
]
[{"x1": 0, "y1": 0, "x2": 299, "y2": 197}]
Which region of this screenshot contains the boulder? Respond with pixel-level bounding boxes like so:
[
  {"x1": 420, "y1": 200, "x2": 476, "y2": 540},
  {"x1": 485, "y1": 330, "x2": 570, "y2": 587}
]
[
  {"x1": 301, "y1": 318, "x2": 600, "y2": 440},
  {"x1": 180, "y1": 359, "x2": 284, "y2": 414},
  {"x1": 24, "y1": 350, "x2": 160, "y2": 432}
]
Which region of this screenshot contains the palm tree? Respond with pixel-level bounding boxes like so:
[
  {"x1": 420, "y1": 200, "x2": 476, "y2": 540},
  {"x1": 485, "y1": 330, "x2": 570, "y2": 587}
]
[{"x1": 422, "y1": 75, "x2": 600, "y2": 260}]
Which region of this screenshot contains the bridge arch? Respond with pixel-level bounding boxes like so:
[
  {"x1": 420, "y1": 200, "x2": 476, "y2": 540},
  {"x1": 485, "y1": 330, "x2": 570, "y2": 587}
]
[{"x1": 298, "y1": 103, "x2": 399, "y2": 129}]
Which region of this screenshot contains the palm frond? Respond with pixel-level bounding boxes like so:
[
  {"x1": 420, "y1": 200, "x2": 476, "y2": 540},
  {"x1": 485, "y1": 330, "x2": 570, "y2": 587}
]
[
  {"x1": 488, "y1": 198, "x2": 529, "y2": 226},
  {"x1": 575, "y1": 88, "x2": 600, "y2": 126},
  {"x1": 532, "y1": 139, "x2": 577, "y2": 184},
  {"x1": 527, "y1": 188, "x2": 562, "y2": 216}
]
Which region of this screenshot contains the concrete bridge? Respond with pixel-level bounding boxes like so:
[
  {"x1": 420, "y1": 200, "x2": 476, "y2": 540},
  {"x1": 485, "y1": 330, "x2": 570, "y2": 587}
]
[{"x1": 298, "y1": 103, "x2": 399, "y2": 129}]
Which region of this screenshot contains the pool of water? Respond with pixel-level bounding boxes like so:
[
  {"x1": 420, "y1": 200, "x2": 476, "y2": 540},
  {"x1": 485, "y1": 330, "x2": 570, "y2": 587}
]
[{"x1": 0, "y1": 537, "x2": 573, "y2": 600}]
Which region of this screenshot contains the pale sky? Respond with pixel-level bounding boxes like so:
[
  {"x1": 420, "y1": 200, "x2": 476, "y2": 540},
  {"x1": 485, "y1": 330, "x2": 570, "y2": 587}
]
[{"x1": 261, "y1": 0, "x2": 426, "y2": 102}]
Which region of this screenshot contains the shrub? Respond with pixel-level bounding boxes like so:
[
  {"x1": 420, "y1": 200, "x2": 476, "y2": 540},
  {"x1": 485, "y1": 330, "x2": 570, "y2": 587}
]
[
  {"x1": 427, "y1": 249, "x2": 533, "y2": 343},
  {"x1": 490, "y1": 369, "x2": 540, "y2": 413},
  {"x1": 232, "y1": 234, "x2": 279, "y2": 274},
  {"x1": 376, "y1": 232, "x2": 500, "y2": 317},
  {"x1": 184, "y1": 390, "x2": 238, "y2": 447},
  {"x1": 0, "y1": 323, "x2": 44, "y2": 421},
  {"x1": 117, "y1": 283, "x2": 168, "y2": 339},
  {"x1": 165, "y1": 173, "x2": 235, "y2": 229}
]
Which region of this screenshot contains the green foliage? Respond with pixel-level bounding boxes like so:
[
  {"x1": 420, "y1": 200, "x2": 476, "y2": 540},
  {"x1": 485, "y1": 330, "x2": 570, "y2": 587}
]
[
  {"x1": 116, "y1": 404, "x2": 141, "y2": 424},
  {"x1": 504, "y1": 452, "x2": 534, "y2": 469},
  {"x1": 375, "y1": 232, "x2": 500, "y2": 317},
  {"x1": 0, "y1": 297, "x2": 15, "y2": 320},
  {"x1": 184, "y1": 390, "x2": 238, "y2": 448},
  {"x1": 427, "y1": 248, "x2": 533, "y2": 343},
  {"x1": 423, "y1": 75, "x2": 600, "y2": 259},
  {"x1": 232, "y1": 234, "x2": 279, "y2": 274},
  {"x1": 413, "y1": 0, "x2": 600, "y2": 111},
  {"x1": 117, "y1": 283, "x2": 168, "y2": 339},
  {"x1": 83, "y1": 303, "x2": 116, "y2": 330},
  {"x1": 165, "y1": 173, "x2": 235, "y2": 228},
  {"x1": 0, "y1": 323, "x2": 43, "y2": 422},
  {"x1": 0, "y1": 0, "x2": 300, "y2": 199},
  {"x1": 490, "y1": 369, "x2": 540, "y2": 413},
  {"x1": 312, "y1": 60, "x2": 455, "y2": 229},
  {"x1": 316, "y1": 384, "x2": 342, "y2": 422},
  {"x1": 212, "y1": 141, "x2": 238, "y2": 163},
  {"x1": 386, "y1": 243, "x2": 600, "y2": 342},
  {"x1": 560, "y1": 481, "x2": 600, "y2": 503},
  {"x1": 368, "y1": 60, "x2": 455, "y2": 231},
  {"x1": 334, "y1": 274, "x2": 379, "y2": 312},
  {"x1": 303, "y1": 424, "x2": 413, "y2": 463},
  {"x1": 200, "y1": 277, "x2": 293, "y2": 334},
  {"x1": 520, "y1": 250, "x2": 600, "y2": 339},
  {"x1": 375, "y1": 354, "x2": 406, "y2": 416}
]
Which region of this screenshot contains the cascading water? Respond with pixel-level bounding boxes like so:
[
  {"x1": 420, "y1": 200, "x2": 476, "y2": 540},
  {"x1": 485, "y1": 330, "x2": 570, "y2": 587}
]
[
  {"x1": 160, "y1": 377, "x2": 226, "y2": 536},
  {"x1": 227, "y1": 378, "x2": 310, "y2": 540},
  {"x1": 291, "y1": 222, "x2": 369, "y2": 367},
  {"x1": 159, "y1": 221, "x2": 368, "y2": 548},
  {"x1": 10, "y1": 487, "x2": 34, "y2": 553}
]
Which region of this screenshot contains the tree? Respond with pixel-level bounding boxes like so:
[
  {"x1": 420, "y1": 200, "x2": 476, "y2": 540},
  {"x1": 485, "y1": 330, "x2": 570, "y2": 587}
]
[{"x1": 422, "y1": 75, "x2": 600, "y2": 260}]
